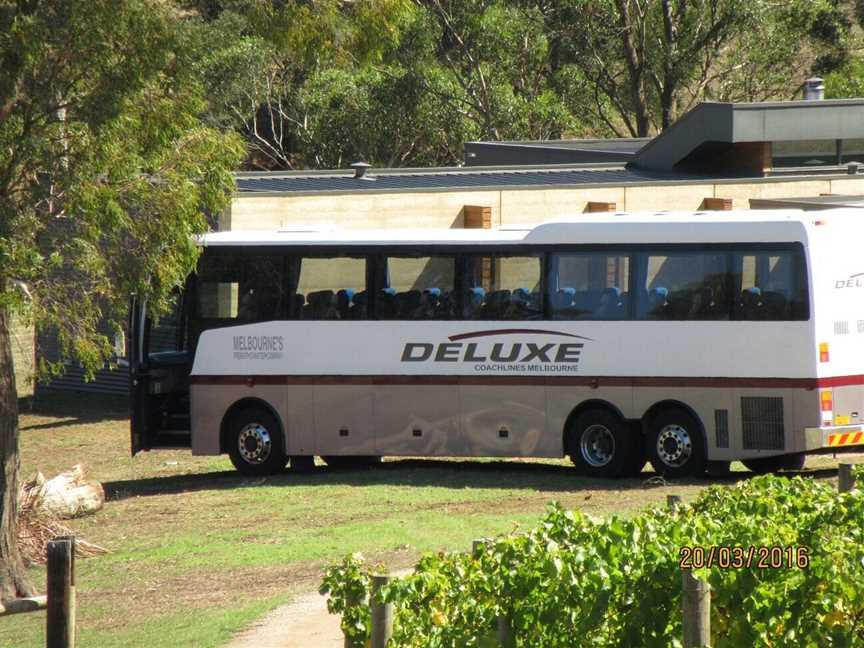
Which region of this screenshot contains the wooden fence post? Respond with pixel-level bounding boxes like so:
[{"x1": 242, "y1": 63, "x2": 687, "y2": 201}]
[
  {"x1": 370, "y1": 575, "x2": 393, "y2": 648},
  {"x1": 682, "y1": 568, "x2": 710, "y2": 648},
  {"x1": 667, "y1": 495, "x2": 681, "y2": 512},
  {"x1": 839, "y1": 463, "x2": 855, "y2": 493},
  {"x1": 46, "y1": 536, "x2": 75, "y2": 648}
]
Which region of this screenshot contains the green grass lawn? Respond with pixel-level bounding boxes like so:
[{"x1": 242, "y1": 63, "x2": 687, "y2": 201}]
[{"x1": 2, "y1": 393, "x2": 856, "y2": 648}]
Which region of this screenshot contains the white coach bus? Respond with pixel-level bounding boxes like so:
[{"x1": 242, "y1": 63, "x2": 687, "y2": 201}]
[{"x1": 128, "y1": 210, "x2": 864, "y2": 478}]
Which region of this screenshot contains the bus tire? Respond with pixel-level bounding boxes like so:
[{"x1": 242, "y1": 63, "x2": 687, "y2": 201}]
[
  {"x1": 647, "y1": 408, "x2": 706, "y2": 478},
  {"x1": 566, "y1": 409, "x2": 639, "y2": 478},
  {"x1": 321, "y1": 456, "x2": 382, "y2": 470},
  {"x1": 226, "y1": 408, "x2": 286, "y2": 476},
  {"x1": 743, "y1": 454, "x2": 805, "y2": 474}
]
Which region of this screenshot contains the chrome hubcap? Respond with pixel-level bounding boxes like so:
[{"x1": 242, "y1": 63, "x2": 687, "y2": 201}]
[
  {"x1": 238, "y1": 423, "x2": 272, "y2": 464},
  {"x1": 580, "y1": 424, "x2": 616, "y2": 467},
  {"x1": 656, "y1": 424, "x2": 692, "y2": 467}
]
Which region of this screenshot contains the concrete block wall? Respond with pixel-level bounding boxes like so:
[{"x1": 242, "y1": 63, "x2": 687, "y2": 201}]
[{"x1": 229, "y1": 176, "x2": 864, "y2": 232}]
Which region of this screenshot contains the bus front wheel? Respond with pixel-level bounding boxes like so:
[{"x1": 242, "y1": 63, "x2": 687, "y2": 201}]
[
  {"x1": 567, "y1": 409, "x2": 641, "y2": 478},
  {"x1": 226, "y1": 408, "x2": 287, "y2": 476},
  {"x1": 647, "y1": 409, "x2": 707, "y2": 478}
]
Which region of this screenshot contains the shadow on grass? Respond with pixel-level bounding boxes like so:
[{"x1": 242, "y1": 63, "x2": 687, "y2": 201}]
[
  {"x1": 18, "y1": 391, "x2": 127, "y2": 425},
  {"x1": 103, "y1": 457, "x2": 753, "y2": 502}
]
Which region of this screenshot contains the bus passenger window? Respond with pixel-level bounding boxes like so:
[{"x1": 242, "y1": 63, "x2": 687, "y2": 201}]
[
  {"x1": 464, "y1": 255, "x2": 542, "y2": 320},
  {"x1": 549, "y1": 252, "x2": 630, "y2": 320},
  {"x1": 734, "y1": 250, "x2": 808, "y2": 321},
  {"x1": 382, "y1": 256, "x2": 456, "y2": 320},
  {"x1": 638, "y1": 252, "x2": 730, "y2": 320},
  {"x1": 196, "y1": 255, "x2": 286, "y2": 323},
  {"x1": 293, "y1": 256, "x2": 367, "y2": 320}
]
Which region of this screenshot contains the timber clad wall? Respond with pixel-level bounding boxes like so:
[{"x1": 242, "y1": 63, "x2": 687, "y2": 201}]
[{"x1": 10, "y1": 313, "x2": 34, "y2": 397}]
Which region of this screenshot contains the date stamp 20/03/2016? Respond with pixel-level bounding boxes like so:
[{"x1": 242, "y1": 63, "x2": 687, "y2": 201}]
[{"x1": 679, "y1": 545, "x2": 810, "y2": 570}]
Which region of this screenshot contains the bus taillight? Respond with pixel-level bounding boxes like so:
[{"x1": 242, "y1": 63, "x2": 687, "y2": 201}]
[
  {"x1": 819, "y1": 342, "x2": 830, "y2": 363},
  {"x1": 821, "y1": 390, "x2": 834, "y2": 424}
]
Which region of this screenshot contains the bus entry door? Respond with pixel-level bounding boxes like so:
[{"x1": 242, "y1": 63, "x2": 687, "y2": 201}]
[{"x1": 129, "y1": 295, "x2": 192, "y2": 454}]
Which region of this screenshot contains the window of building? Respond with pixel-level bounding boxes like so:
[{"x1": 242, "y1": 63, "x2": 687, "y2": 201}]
[
  {"x1": 380, "y1": 256, "x2": 457, "y2": 320},
  {"x1": 463, "y1": 254, "x2": 542, "y2": 320},
  {"x1": 772, "y1": 140, "x2": 839, "y2": 168},
  {"x1": 549, "y1": 252, "x2": 630, "y2": 320}
]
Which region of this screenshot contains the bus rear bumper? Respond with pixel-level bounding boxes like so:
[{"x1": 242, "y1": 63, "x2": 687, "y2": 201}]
[{"x1": 804, "y1": 425, "x2": 864, "y2": 451}]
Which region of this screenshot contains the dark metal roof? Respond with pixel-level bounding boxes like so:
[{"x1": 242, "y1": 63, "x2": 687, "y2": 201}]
[
  {"x1": 635, "y1": 99, "x2": 864, "y2": 171},
  {"x1": 463, "y1": 138, "x2": 648, "y2": 166},
  {"x1": 235, "y1": 165, "x2": 710, "y2": 195}
]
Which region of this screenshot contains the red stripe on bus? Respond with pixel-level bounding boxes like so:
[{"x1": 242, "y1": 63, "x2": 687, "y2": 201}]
[
  {"x1": 839, "y1": 433, "x2": 850, "y2": 445},
  {"x1": 188, "y1": 374, "x2": 852, "y2": 389},
  {"x1": 447, "y1": 329, "x2": 593, "y2": 342},
  {"x1": 855, "y1": 432, "x2": 864, "y2": 444},
  {"x1": 814, "y1": 374, "x2": 864, "y2": 388}
]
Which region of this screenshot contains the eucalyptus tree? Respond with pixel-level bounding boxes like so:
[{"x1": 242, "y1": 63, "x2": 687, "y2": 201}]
[
  {"x1": 0, "y1": 0, "x2": 243, "y2": 599},
  {"x1": 533, "y1": 0, "x2": 852, "y2": 136}
]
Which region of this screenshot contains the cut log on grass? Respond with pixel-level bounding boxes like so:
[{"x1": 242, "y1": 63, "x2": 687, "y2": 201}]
[
  {"x1": 24, "y1": 464, "x2": 104, "y2": 519},
  {"x1": 17, "y1": 466, "x2": 107, "y2": 567}
]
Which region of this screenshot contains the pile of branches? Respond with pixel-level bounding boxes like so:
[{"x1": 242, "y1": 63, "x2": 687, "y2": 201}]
[{"x1": 17, "y1": 466, "x2": 108, "y2": 566}]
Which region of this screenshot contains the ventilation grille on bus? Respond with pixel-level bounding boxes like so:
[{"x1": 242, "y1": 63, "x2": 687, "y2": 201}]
[
  {"x1": 714, "y1": 409, "x2": 729, "y2": 448},
  {"x1": 834, "y1": 320, "x2": 850, "y2": 335},
  {"x1": 741, "y1": 397, "x2": 785, "y2": 450}
]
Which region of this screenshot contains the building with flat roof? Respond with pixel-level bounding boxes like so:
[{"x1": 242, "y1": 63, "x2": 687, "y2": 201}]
[{"x1": 225, "y1": 99, "x2": 864, "y2": 232}]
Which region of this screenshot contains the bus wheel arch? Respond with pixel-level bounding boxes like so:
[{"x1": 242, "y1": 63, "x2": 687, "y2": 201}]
[
  {"x1": 563, "y1": 400, "x2": 643, "y2": 478},
  {"x1": 220, "y1": 398, "x2": 287, "y2": 476},
  {"x1": 642, "y1": 401, "x2": 707, "y2": 478}
]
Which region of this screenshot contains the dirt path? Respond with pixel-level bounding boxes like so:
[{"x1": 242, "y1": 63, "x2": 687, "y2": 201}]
[
  {"x1": 225, "y1": 590, "x2": 343, "y2": 648},
  {"x1": 226, "y1": 569, "x2": 414, "y2": 648}
]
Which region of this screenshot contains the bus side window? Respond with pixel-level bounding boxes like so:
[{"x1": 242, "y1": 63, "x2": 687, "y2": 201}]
[
  {"x1": 463, "y1": 254, "x2": 542, "y2": 320},
  {"x1": 292, "y1": 256, "x2": 367, "y2": 320},
  {"x1": 381, "y1": 256, "x2": 457, "y2": 320},
  {"x1": 548, "y1": 252, "x2": 630, "y2": 320},
  {"x1": 638, "y1": 251, "x2": 730, "y2": 321},
  {"x1": 734, "y1": 250, "x2": 808, "y2": 321},
  {"x1": 195, "y1": 255, "x2": 286, "y2": 323}
]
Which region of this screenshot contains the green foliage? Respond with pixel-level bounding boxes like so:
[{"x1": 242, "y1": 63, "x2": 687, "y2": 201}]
[
  {"x1": 825, "y1": 58, "x2": 864, "y2": 99},
  {"x1": 319, "y1": 553, "x2": 373, "y2": 645},
  {"x1": 187, "y1": 0, "x2": 855, "y2": 164},
  {"x1": 0, "y1": 0, "x2": 244, "y2": 379},
  {"x1": 323, "y1": 473, "x2": 864, "y2": 647}
]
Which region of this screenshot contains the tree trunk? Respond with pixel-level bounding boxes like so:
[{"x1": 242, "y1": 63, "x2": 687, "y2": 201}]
[{"x1": 0, "y1": 305, "x2": 34, "y2": 600}]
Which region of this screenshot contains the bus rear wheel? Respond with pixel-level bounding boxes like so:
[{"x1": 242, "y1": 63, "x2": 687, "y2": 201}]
[
  {"x1": 743, "y1": 454, "x2": 806, "y2": 474},
  {"x1": 321, "y1": 456, "x2": 382, "y2": 470},
  {"x1": 567, "y1": 409, "x2": 641, "y2": 478},
  {"x1": 226, "y1": 408, "x2": 286, "y2": 476},
  {"x1": 647, "y1": 408, "x2": 706, "y2": 478}
]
